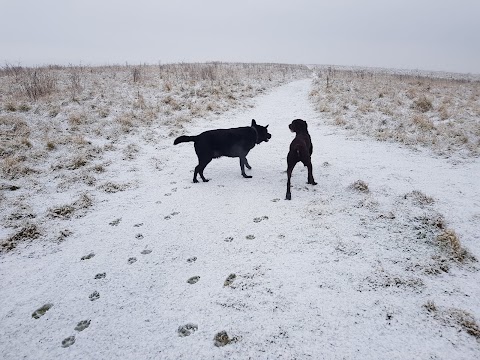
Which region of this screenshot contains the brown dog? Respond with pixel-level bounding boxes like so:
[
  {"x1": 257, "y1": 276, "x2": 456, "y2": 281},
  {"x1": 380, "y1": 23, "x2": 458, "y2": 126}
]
[{"x1": 286, "y1": 119, "x2": 317, "y2": 200}]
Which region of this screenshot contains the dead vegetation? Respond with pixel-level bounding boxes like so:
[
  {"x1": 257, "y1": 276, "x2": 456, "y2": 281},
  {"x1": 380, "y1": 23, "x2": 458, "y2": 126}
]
[
  {"x1": 398, "y1": 190, "x2": 477, "y2": 274},
  {"x1": 424, "y1": 301, "x2": 480, "y2": 340},
  {"x1": 310, "y1": 66, "x2": 480, "y2": 158},
  {"x1": 1, "y1": 223, "x2": 41, "y2": 253},
  {"x1": 0, "y1": 62, "x2": 309, "y2": 250},
  {"x1": 349, "y1": 180, "x2": 370, "y2": 193},
  {"x1": 48, "y1": 194, "x2": 93, "y2": 219}
]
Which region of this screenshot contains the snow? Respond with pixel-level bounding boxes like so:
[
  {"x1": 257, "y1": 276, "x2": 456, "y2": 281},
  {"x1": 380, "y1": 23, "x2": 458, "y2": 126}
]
[{"x1": 1, "y1": 79, "x2": 479, "y2": 359}]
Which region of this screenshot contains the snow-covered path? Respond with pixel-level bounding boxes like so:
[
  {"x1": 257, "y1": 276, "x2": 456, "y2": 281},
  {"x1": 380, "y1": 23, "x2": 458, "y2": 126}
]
[{"x1": 1, "y1": 79, "x2": 479, "y2": 359}]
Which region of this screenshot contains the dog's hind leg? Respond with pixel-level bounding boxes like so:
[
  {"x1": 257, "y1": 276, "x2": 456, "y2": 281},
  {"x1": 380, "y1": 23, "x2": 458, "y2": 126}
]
[
  {"x1": 285, "y1": 164, "x2": 295, "y2": 200},
  {"x1": 240, "y1": 157, "x2": 252, "y2": 178},
  {"x1": 194, "y1": 158, "x2": 212, "y2": 183},
  {"x1": 306, "y1": 161, "x2": 317, "y2": 185},
  {"x1": 244, "y1": 157, "x2": 252, "y2": 170}
]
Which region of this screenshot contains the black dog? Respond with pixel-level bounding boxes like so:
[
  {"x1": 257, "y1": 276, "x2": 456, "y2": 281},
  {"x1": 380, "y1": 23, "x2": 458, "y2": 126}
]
[
  {"x1": 286, "y1": 119, "x2": 317, "y2": 200},
  {"x1": 174, "y1": 119, "x2": 271, "y2": 183}
]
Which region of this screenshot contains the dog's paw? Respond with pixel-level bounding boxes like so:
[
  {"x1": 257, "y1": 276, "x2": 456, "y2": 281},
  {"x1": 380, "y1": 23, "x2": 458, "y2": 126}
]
[{"x1": 285, "y1": 194, "x2": 291, "y2": 200}]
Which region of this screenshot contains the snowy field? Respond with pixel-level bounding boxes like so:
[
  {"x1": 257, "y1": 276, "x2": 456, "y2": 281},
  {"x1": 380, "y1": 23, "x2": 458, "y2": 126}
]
[{"x1": 1, "y1": 64, "x2": 479, "y2": 359}]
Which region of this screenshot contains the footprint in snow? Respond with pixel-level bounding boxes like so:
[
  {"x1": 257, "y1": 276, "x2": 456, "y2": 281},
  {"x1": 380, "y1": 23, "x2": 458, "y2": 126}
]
[
  {"x1": 141, "y1": 249, "x2": 152, "y2": 255},
  {"x1": 128, "y1": 257, "x2": 137, "y2": 264},
  {"x1": 246, "y1": 235, "x2": 255, "y2": 240},
  {"x1": 214, "y1": 331, "x2": 238, "y2": 347},
  {"x1": 164, "y1": 212, "x2": 179, "y2": 220},
  {"x1": 32, "y1": 303, "x2": 53, "y2": 319},
  {"x1": 187, "y1": 276, "x2": 200, "y2": 284},
  {"x1": 253, "y1": 216, "x2": 269, "y2": 223},
  {"x1": 81, "y1": 252, "x2": 95, "y2": 261},
  {"x1": 89, "y1": 291, "x2": 100, "y2": 301},
  {"x1": 61, "y1": 336, "x2": 75, "y2": 348},
  {"x1": 224, "y1": 274, "x2": 236, "y2": 287},
  {"x1": 94, "y1": 272, "x2": 106, "y2": 279},
  {"x1": 109, "y1": 218, "x2": 122, "y2": 226},
  {"x1": 134, "y1": 223, "x2": 144, "y2": 227},
  {"x1": 135, "y1": 233, "x2": 144, "y2": 239},
  {"x1": 224, "y1": 237, "x2": 234, "y2": 242},
  {"x1": 271, "y1": 198, "x2": 280, "y2": 202},
  {"x1": 187, "y1": 257, "x2": 197, "y2": 263},
  {"x1": 75, "y1": 320, "x2": 91, "y2": 332},
  {"x1": 177, "y1": 323, "x2": 198, "y2": 337}
]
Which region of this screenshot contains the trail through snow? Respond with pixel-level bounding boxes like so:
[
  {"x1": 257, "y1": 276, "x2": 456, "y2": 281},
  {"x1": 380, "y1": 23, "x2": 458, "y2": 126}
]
[{"x1": 1, "y1": 79, "x2": 479, "y2": 359}]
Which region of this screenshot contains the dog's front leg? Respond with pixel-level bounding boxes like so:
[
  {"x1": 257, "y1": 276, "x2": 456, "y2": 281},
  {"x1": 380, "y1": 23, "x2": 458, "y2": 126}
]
[{"x1": 239, "y1": 157, "x2": 252, "y2": 178}]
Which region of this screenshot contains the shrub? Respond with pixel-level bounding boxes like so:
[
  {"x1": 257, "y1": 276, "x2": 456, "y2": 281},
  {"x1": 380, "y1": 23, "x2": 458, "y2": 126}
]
[
  {"x1": 413, "y1": 96, "x2": 433, "y2": 112},
  {"x1": 20, "y1": 68, "x2": 57, "y2": 100}
]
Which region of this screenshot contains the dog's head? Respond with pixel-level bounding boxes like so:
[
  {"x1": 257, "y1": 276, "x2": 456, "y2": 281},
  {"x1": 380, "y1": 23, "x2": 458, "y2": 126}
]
[
  {"x1": 251, "y1": 119, "x2": 272, "y2": 144},
  {"x1": 289, "y1": 119, "x2": 308, "y2": 133}
]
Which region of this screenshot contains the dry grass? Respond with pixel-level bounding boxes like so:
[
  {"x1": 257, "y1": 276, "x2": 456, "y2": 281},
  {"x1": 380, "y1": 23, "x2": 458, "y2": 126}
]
[
  {"x1": 349, "y1": 180, "x2": 370, "y2": 193},
  {"x1": 48, "y1": 194, "x2": 93, "y2": 219},
  {"x1": 436, "y1": 229, "x2": 476, "y2": 263},
  {"x1": 310, "y1": 66, "x2": 480, "y2": 158},
  {"x1": 1, "y1": 223, "x2": 41, "y2": 253},
  {"x1": 0, "y1": 62, "x2": 310, "y2": 250},
  {"x1": 424, "y1": 301, "x2": 480, "y2": 340}
]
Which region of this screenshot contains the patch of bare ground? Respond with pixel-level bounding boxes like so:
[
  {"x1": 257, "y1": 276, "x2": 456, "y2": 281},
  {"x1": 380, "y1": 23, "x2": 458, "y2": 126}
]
[{"x1": 310, "y1": 66, "x2": 480, "y2": 158}]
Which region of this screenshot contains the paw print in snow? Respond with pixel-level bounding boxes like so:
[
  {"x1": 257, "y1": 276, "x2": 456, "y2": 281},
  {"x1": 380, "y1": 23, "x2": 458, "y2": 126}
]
[
  {"x1": 94, "y1": 272, "x2": 106, "y2": 279},
  {"x1": 61, "y1": 336, "x2": 75, "y2": 348},
  {"x1": 89, "y1": 291, "x2": 100, "y2": 301},
  {"x1": 75, "y1": 320, "x2": 91, "y2": 332},
  {"x1": 32, "y1": 303, "x2": 53, "y2": 319}
]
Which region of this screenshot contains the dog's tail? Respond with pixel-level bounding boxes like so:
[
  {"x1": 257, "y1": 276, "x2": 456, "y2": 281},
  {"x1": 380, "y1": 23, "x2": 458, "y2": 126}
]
[{"x1": 173, "y1": 135, "x2": 197, "y2": 145}]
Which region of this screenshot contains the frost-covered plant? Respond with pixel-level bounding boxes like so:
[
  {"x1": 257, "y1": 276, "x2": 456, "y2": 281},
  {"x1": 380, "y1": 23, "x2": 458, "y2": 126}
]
[{"x1": 310, "y1": 66, "x2": 480, "y2": 158}]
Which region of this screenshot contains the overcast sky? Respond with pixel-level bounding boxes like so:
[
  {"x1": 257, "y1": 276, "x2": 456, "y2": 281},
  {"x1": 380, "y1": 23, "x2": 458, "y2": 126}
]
[{"x1": 1, "y1": 0, "x2": 479, "y2": 74}]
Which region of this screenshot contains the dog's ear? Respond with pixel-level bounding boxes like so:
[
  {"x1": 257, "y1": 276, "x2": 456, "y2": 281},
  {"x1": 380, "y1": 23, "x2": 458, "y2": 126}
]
[
  {"x1": 266, "y1": 124, "x2": 269, "y2": 128},
  {"x1": 303, "y1": 120, "x2": 308, "y2": 130},
  {"x1": 251, "y1": 119, "x2": 257, "y2": 126}
]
